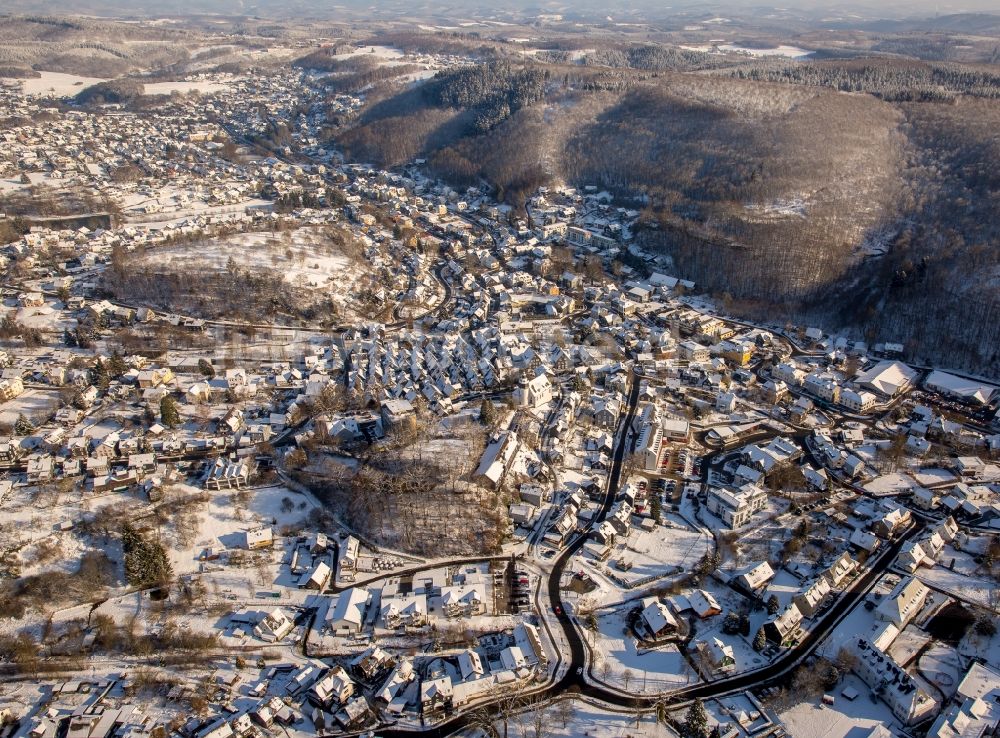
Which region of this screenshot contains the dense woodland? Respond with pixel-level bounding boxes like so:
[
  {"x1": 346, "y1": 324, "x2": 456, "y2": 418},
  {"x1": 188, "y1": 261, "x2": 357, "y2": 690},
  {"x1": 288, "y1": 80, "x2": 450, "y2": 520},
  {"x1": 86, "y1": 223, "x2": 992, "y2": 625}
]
[
  {"x1": 299, "y1": 430, "x2": 508, "y2": 556},
  {"x1": 74, "y1": 78, "x2": 144, "y2": 105},
  {"x1": 423, "y1": 60, "x2": 548, "y2": 133},
  {"x1": 726, "y1": 58, "x2": 1000, "y2": 101},
  {"x1": 98, "y1": 240, "x2": 342, "y2": 327}
]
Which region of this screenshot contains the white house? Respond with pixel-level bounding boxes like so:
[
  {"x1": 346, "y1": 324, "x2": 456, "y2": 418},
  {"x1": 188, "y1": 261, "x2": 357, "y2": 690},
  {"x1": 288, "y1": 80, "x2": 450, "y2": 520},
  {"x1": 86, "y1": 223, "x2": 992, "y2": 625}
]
[
  {"x1": 254, "y1": 608, "x2": 294, "y2": 642},
  {"x1": 514, "y1": 373, "x2": 553, "y2": 409},
  {"x1": 381, "y1": 594, "x2": 427, "y2": 629},
  {"x1": 327, "y1": 587, "x2": 371, "y2": 634},
  {"x1": 706, "y1": 485, "x2": 767, "y2": 529},
  {"x1": 841, "y1": 388, "x2": 877, "y2": 413},
  {"x1": 876, "y1": 576, "x2": 929, "y2": 629}
]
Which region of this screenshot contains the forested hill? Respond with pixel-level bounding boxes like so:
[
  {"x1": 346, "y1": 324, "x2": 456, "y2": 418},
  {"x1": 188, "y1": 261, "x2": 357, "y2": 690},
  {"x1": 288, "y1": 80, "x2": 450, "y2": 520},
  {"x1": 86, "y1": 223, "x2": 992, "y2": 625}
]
[{"x1": 320, "y1": 38, "x2": 1000, "y2": 377}]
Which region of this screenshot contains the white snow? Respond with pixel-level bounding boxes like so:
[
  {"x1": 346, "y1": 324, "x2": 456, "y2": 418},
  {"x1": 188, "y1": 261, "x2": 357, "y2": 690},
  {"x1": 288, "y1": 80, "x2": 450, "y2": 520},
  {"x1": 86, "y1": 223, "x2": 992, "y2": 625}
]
[
  {"x1": 589, "y1": 608, "x2": 697, "y2": 693},
  {"x1": 719, "y1": 44, "x2": 813, "y2": 59},
  {"x1": 9, "y1": 71, "x2": 108, "y2": 97},
  {"x1": 778, "y1": 673, "x2": 903, "y2": 737},
  {"x1": 141, "y1": 80, "x2": 234, "y2": 96}
]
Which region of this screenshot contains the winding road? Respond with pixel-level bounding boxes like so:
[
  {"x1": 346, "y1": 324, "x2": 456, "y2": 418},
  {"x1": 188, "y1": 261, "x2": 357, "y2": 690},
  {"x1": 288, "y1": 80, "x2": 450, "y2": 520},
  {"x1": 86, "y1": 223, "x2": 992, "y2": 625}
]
[{"x1": 370, "y1": 365, "x2": 920, "y2": 737}]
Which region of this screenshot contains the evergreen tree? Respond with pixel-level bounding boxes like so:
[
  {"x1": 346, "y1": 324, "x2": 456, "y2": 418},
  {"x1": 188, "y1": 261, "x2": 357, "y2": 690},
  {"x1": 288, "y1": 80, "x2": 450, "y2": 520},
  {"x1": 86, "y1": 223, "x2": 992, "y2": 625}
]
[
  {"x1": 107, "y1": 351, "x2": 127, "y2": 377},
  {"x1": 822, "y1": 664, "x2": 840, "y2": 690},
  {"x1": 682, "y1": 698, "x2": 709, "y2": 738},
  {"x1": 722, "y1": 611, "x2": 741, "y2": 635},
  {"x1": 740, "y1": 612, "x2": 751, "y2": 636},
  {"x1": 122, "y1": 523, "x2": 173, "y2": 587},
  {"x1": 121, "y1": 522, "x2": 142, "y2": 553},
  {"x1": 90, "y1": 359, "x2": 110, "y2": 391},
  {"x1": 766, "y1": 594, "x2": 780, "y2": 615},
  {"x1": 752, "y1": 627, "x2": 767, "y2": 651},
  {"x1": 160, "y1": 395, "x2": 180, "y2": 428},
  {"x1": 13, "y1": 413, "x2": 33, "y2": 436},
  {"x1": 198, "y1": 358, "x2": 215, "y2": 378},
  {"x1": 649, "y1": 493, "x2": 662, "y2": 524},
  {"x1": 479, "y1": 397, "x2": 497, "y2": 426}
]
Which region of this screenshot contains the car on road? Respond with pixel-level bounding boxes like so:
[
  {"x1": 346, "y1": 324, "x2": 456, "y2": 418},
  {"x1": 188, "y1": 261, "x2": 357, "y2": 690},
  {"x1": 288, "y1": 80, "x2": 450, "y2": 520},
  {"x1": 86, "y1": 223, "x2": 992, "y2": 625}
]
[{"x1": 553, "y1": 605, "x2": 562, "y2": 615}]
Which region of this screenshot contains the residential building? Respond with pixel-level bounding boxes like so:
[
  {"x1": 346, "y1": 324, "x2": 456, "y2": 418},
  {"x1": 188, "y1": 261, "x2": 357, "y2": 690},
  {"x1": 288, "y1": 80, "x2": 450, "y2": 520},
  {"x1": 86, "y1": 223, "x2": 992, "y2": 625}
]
[
  {"x1": 877, "y1": 576, "x2": 929, "y2": 629},
  {"x1": 731, "y1": 561, "x2": 775, "y2": 594},
  {"x1": 440, "y1": 585, "x2": 485, "y2": 618},
  {"x1": 694, "y1": 637, "x2": 736, "y2": 676},
  {"x1": 639, "y1": 597, "x2": 678, "y2": 639},
  {"x1": 841, "y1": 388, "x2": 877, "y2": 413},
  {"x1": 245, "y1": 526, "x2": 273, "y2": 550},
  {"x1": 381, "y1": 594, "x2": 428, "y2": 629},
  {"x1": 254, "y1": 608, "x2": 294, "y2": 642},
  {"x1": 706, "y1": 485, "x2": 768, "y2": 529},
  {"x1": 312, "y1": 665, "x2": 354, "y2": 707},
  {"x1": 851, "y1": 637, "x2": 937, "y2": 724},
  {"x1": 327, "y1": 588, "x2": 371, "y2": 634},
  {"x1": 763, "y1": 603, "x2": 803, "y2": 645},
  {"x1": 793, "y1": 578, "x2": 831, "y2": 617}
]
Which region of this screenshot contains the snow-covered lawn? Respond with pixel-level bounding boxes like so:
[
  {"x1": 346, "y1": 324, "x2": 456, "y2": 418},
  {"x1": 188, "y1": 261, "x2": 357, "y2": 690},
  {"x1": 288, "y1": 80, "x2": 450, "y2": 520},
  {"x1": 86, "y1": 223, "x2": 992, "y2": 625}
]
[
  {"x1": 0, "y1": 388, "x2": 60, "y2": 426},
  {"x1": 470, "y1": 697, "x2": 680, "y2": 738},
  {"x1": 15, "y1": 302, "x2": 75, "y2": 333},
  {"x1": 589, "y1": 608, "x2": 698, "y2": 693},
  {"x1": 916, "y1": 562, "x2": 997, "y2": 609},
  {"x1": 160, "y1": 482, "x2": 318, "y2": 577},
  {"x1": 605, "y1": 515, "x2": 710, "y2": 586},
  {"x1": 778, "y1": 674, "x2": 903, "y2": 737},
  {"x1": 918, "y1": 644, "x2": 962, "y2": 698},
  {"x1": 762, "y1": 569, "x2": 802, "y2": 610}
]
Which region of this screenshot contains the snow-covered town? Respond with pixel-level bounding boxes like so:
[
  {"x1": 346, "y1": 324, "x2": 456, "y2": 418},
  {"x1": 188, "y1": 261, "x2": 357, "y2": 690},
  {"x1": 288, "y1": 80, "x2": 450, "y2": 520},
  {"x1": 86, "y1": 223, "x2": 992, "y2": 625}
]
[{"x1": 0, "y1": 21, "x2": 999, "y2": 738}]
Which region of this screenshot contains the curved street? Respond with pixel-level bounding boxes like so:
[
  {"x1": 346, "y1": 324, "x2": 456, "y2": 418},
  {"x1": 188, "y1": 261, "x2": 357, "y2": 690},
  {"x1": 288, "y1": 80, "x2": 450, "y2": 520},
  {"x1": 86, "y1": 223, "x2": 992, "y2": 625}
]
[{"x1": 375, "y1": 368, "x2": 924, "y2": 737}]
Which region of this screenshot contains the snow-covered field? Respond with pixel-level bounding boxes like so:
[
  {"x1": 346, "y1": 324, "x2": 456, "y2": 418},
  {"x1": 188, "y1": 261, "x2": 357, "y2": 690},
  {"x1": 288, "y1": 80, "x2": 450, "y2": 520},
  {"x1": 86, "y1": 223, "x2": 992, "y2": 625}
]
[
  {"x1": 744, "y1": 197, "x2": 807, "y2": 220},
  {"x1": 679, "y1": 43, "x2": 813, "y2": 59},
  {"x1": 156, "y1": 482, "x2": 318, "y2": 577},
  {"x1": 332, "y1": 45, "x2": 405, "y2": 62},
  {"x1": 14, "y1": 301, "x2": 75, "y2": 333},
  {"x1": 0, "y1": 388, "x2": 60, "y2": 426},
  {"x1": 2, "y1": 72, "x2": 235, "y2": 98},
  {"x1": 9, "y1": 71, "x2": 107, "y2": 97},
  {"x1": 136, "y1": 227, "x2": 357, "y2": 289},
  {"x1": 466, "y1": 697, "x2": 680, "y2": 738},
  {"x1": 720, "y1": 44, "x2": 813, "y2": 59}
]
